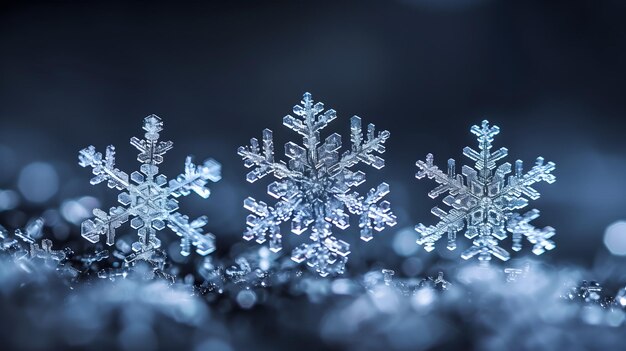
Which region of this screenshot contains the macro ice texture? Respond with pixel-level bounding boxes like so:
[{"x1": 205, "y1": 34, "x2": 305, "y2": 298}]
[
  {"x1": 79, "y1": 115, "x2": 221, "y2": 257},
  {"x1": 415, "y1": 120, "x2": 556, "y2": 263},
  {"x1": 238, "y1": 92, "x2": 396, "y2": 277}
]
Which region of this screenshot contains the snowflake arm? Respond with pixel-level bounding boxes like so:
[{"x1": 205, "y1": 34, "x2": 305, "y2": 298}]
[
  {"x1": 416, "y1": 154, "x2": 468, "y2": 199},
  {"x1": 130, "y1": 114, "x2": 173, "y2": 174},
  {"x1": 415, "y1": 208, "x2": 466, "y2": 252},
  {"x1": 169, "y1": 157, "x2": 222, "y2": 198},
  {"x1": 243, "y1": 197, "x2": 296, "y2": 253},
  {"x1": 500, "y1": 158, "x2": 556, "y2": 207},
  {"x1": 507, "y1": 209, "x2": 555, "y2": 255},
  {"x1": 79, "y1": 145, "x2": 130, "y2": 190},
  {"x1": 336, "y1": 182, "x2": 397, "y2": 241},
  {"x1": 81, "y1": 206, "x2": 129, "y2": 246},
  {"x1": 283, "y1": 91, "x2": 337, "y2": 157},
  {"x1": 30, "y1": 239, "x2": 67, "y2": 263},
  {"x1": 238, "y1": 129, "x2": 302, "y2": 182},
  {"x1": 329, "y1": 116, "x2": 390, "y2": 174},
  {"x1": 167, "y1": 213, "x2": 216, "y2": 256}
]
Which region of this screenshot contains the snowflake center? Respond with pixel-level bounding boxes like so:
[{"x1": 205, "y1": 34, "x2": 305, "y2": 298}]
[
  {"x1": 131, "y1": 183, "x2": 169, "y2": 218},
  {"x1": 480, "y1": 196, "x2": 493, "y2": 207},
  {"x1": 300, "y1": 175, "x2": 336, "y2": 207}
]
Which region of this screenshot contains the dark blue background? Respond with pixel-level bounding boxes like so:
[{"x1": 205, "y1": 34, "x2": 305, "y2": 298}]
[{"x1": 1, "y1": 0, "x2": 626, "y2": 268}]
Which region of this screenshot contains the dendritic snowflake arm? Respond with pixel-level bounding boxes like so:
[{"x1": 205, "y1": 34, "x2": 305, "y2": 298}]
[
  {"x1": 336, "y1": 182, "x2": 397, "y2": 241},
  {"x1": 500, "y1": 158, "x2": 556, "y2": 208},
  {"x1": 283, "y1": 91, "x2": 337, "y2": 158},
  {"x1": 415, "y1": 154, "x2": 471, "y2": 251},
  {"x1": 169, "y1": 157, "x2": 222, "y2": 198},
  {"x1": 415, "y1": 209, "x2": 466, "y2": 252},
  {"x1": 81, "y1": 207, "x2": 129, "y2": 246},
  {"x1": 414, "y1": 120, "x2": 556, "y2": 262},
  {"x1": 167, "y1": 213, "x2": 216, "y2": 256},
  {"x1": 462, "y1": 122, "x2": 509, "y2": 174},
  {"x1": 508, "y1": 209, "x2": 555, "y2": 255},
  {"x1": 79, "y1": 145, "x2": 129, "y2": 190},
  {"x1": 129, "y1": 114, "x2": 173, "y2": 175},
  {"x1": 243, "y1": 197, "x2": 295, "y2": 253},
  {"x1": 329, "y1": 116, "x2": 390, "y2": 174},
  {"x1": 238, "y1": 129, "x2": 301, "y2": 182},
  {"x1": 416, "y1": 154, "x2": 467, "y2": 199},
  {"x1": 239, "y1": 92, "x2": 395, "y2": 276},
  {"x1": 78, "y1": 114, "x2": 220, "y2": 258}
]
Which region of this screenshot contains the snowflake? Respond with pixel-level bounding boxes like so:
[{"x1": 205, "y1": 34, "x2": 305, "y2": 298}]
[
  {"x1": 238, "y1": 92, "x2": 396, "y2": 277},
  {"x1": 415, "y1": 120, "x2": 556, "y2": 263},
  {"x1": 504, "y1": 262, "x2": 531, "y2": 282},
  {"x1": 0, "y1": 218, "x2": 68, "y2": 266},
  {"x1": 79, "y1": 115, "x2": 221, "y2": 257}
]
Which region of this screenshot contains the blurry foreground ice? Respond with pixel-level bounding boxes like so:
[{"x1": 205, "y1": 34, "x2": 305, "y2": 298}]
[{"x1": 1, "y1": 240, "x2": 626, "y2": 351}]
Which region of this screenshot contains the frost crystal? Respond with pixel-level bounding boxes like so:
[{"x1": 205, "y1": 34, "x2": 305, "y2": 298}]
[
  {"x1": 79, "y1": 115, "x2": 221, "y2": 257},
  {"x1": 76, "y1": 249, "x2": 109, "y2": 268},
  {"x1": 504, "y1": 262, "x2": 531, "y2": 282},
  {"x1": 0, "y1": 218, "x2": 68, "y2": 267},
  {"x1": 415, "y1": 120, "x2": 556, "y2": 262},
  {"x1": 563, "y1": 280, "x2": 605, "y2": 305},
  {"x1": 238, "y1": 92, "x2": 396, "y2": 277}
]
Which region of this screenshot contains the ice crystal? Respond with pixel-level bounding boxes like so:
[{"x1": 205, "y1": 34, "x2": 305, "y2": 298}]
[
  {"x1": 504, "y1": 265, "x2": 529, "y2": 283},
  {"x1": 75, "y1": 248, "x2": 109, "y2": 268},
  {"x1": 562, "y1": 280, "x2": 609, "y2": 306},
  {"x1": 238, "y1": 92, "x2": 396, "y2": 277},
  {"x1": 428, "y1": 272, "x2": 451, "y2": 290},
  {"x1": 364, "y1": 269, "x2": 450, "y2": 298},
  {"x1": 79, "y1": 115, "x2": 221, "y2": 257},
  {"x1": 0, "y1": 219, "x2": 68, "y2": 268},
  {"x1": 415, "y1": 120, "x2": 556, "y2": 262},
  {"x1": 96, "y1": 246, "x2": 176, "y2": 283}
]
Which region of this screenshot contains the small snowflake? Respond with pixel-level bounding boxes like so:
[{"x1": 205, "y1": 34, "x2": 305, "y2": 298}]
[
  {"x1": 1, "y1": 218, "x2": 68, "y2": 266},
  {"x1": 504, "y1": 262, "x2": 530, "y2": 282},
  {"x1": 415, "y1": 120, "x2": 556, "y2": 262},
  {"x1": 238, "y1": 92, "x2": 396, "y2": 276},
  {"x1": 79, "y1": 115, "x2": 221, "y2": 257}
]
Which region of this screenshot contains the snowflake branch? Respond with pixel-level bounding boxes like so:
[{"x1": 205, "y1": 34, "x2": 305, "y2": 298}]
[
  {"x1": 238, "y1": 129, "x2": 301, "y2": 182},
  {"x1": 130, "y1": 115, "x2": 173, "y2": 167},
  {"x1": 416, "y1": 153, "x2": 468, "y2": 199},
  {"x1": 167, "y1": 212, "x2": 216, "y2": 256},
  {"x1": 169, "y1": 157, "x2": 221, "y2": 198},
  {"x1": 79, "y1": 145, "x2": 130, "y2": 189},
  {"x1": 502, "y1": 157, "x2": 556, "y2": 201},
  {"x1": 243, "y1": 197, "x2": 296, "y2": 252},
  {"x1": 329, "y1": 116, "x2": 389, "y2": 174},
  {"x1": 81, "y1": 206, "x2": 129, "y2": 246}
]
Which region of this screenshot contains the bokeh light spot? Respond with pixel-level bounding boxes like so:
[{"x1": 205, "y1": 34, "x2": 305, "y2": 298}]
[
  {"x1": 603, "y1": 221, "x2": 626, "y2": 256},
  {"x1": 236, "y1": 289, "x2": 257, "y2": 309},
  {"x1": 392, "y1": 227, "x2": 419, "y2": 257},
  {"x1": 18, "y1": 162, "x2": 59, "y2": 203}
]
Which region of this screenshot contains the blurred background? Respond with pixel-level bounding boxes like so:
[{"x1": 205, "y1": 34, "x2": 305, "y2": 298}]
[{"x1": 1, "y1": 0, "x2": 626, "y2": 271}]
